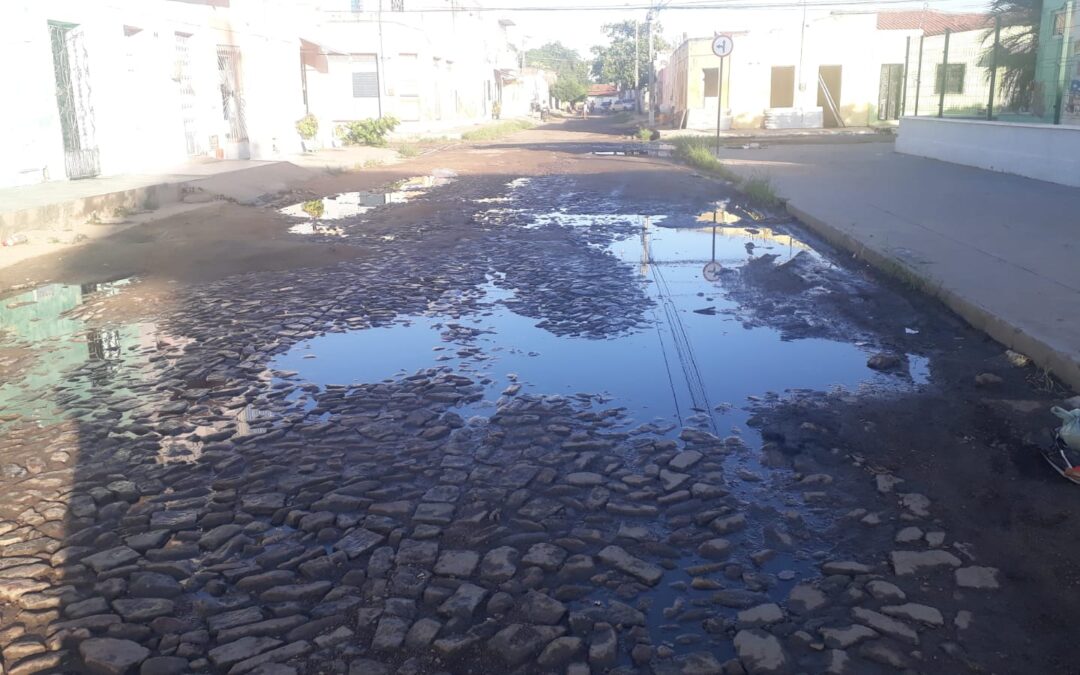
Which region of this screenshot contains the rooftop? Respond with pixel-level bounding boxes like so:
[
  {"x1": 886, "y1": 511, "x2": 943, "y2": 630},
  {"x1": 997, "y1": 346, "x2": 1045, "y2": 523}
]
[{"x1": 876, "y1": 10, "x2": 994, "y2": 36}]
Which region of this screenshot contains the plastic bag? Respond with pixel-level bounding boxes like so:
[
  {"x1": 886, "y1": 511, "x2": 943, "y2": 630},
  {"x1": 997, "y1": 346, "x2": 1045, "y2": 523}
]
[{"x1": 1052, "y1": 407, "x2": 1080, "y2": 451}]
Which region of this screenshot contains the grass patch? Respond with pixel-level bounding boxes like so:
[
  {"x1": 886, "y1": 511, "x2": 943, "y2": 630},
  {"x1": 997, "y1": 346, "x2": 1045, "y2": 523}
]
[
  {"x1": 461, "y1": 119, "x2": 535, "y2": 141},
  {"x1": 672, "y1": 136, "x2": 739, "y2": 181},
  {"x1": 670, "y1": 136, "x2": 782, "y2": 208},
  {"x1": 741, "y1": 175, "x2": 782, "y2": 208},
  {"x1": 396, "y1": 143, "x2": 421, "y2": 158},
  {"x1": 636, "y1": 127, "x2": 653, "y2": 142}
]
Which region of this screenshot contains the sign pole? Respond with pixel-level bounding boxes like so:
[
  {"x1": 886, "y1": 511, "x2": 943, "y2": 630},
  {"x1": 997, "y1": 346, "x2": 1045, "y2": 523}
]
[
  {"x1": 710, "y1": 34, "x2": 733, "y2": 157},
  {"x1": 715, "y1": 55, "x2": 724, "y2": 156}
]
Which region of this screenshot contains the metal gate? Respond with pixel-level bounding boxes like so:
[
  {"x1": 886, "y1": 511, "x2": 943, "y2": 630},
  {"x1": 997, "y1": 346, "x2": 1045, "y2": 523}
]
[
  {"x1": 49, "y1": 23, "x2": 100, "y2": 179},
  {"x1": 878, "y1": 64, "x2": 905, "y2": 120},
  {"x1": 216, "y1": 45, "x2": 248, "y2": 141},
  {"x1": 175, "y1": 33, "x2": 200, "y2": 155}
]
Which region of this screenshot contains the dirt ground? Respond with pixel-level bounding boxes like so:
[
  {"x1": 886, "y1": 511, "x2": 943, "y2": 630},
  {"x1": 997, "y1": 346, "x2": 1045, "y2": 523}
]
[{"x1": 1, "y1": 117, "x2": 1078, "y2": 674}]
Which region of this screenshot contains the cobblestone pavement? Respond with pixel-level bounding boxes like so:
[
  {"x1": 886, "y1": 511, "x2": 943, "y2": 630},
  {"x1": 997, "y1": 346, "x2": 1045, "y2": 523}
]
[{"x1": 0, "y1": 125, "x2": 1075, "y2": 675}]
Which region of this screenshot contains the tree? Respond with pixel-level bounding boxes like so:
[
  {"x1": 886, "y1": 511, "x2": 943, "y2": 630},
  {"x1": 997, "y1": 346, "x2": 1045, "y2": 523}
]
[
  {"x1": 526, "y1": 41, "x2": 590, "y2": 103},
  {"x1": 983, "y1": 0, "x2": 1042, "y2": 111},
  {"x1": 590, "y1": 20, "x2": 670, "y2": 91}
]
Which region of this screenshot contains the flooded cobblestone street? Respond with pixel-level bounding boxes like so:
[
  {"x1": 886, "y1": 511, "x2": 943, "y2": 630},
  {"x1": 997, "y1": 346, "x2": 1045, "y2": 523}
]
[{"x1": 0, "y1": 122, "x2": 1075, "y2": 675}]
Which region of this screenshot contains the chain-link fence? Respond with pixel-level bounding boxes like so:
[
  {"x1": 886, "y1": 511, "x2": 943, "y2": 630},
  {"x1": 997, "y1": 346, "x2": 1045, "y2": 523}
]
[{"x1": 903, "y1": 19, "x2": 1075, "y2": 124}]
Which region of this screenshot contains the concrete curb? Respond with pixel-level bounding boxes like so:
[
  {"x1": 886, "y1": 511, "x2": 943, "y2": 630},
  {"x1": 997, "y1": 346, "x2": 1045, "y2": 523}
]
[
  {"x1": 784, "y1": 200, "x2": 1080, "y2": 392},
  {"x1": 1, "y1": 183, "x2": 184, "y2": 236},
  {"x1": 0, "y1": 162, "x2": 318, "y2": 236}
]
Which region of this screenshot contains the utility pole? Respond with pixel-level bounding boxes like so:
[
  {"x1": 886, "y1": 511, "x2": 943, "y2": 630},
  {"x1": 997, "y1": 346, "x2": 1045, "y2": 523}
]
[
  {"x1": 647, "y1": 10, "x2": 655, "y2": 125},
  {"x1": 634, "y1": 19, "x2": 640, "y2": 109},
  {"x1": 377, "y1": 0, "x2": 386, "y2": 119}
]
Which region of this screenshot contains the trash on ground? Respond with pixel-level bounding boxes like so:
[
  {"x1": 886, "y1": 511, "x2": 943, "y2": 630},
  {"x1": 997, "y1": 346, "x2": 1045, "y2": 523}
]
[
  {"x1": 1053, "y1": 407, "x2": 1080, "y2": 450},
  {"x1": 1006, "y1": 350, "x2": 1032, "y2": 368},
  {"x1": 1044, "y1": 407, "x2": 1080, "y2": 484},
  {"x1": 1, "y1": 234, "x2": 29, "y2": 247}
]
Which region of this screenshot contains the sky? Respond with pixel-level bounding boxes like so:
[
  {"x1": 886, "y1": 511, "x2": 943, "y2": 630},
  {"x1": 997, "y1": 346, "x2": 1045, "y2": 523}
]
[{"x1": 484, "y1": 0, "x2": 995, "y2": 57}]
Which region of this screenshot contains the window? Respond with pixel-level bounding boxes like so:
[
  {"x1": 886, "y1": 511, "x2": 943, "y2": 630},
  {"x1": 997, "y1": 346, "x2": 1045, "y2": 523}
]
[
  {"x1": 770, "y1": 65, "x2": 795, "y2": 108},
  {"x1": 352, "y1": 72, "x2": 378, "y2": 97},
  {"x1": 391, "y1": 0, "x2": 404, "y2": 10},
  {"x1": 934, "y1": 63, "x2": 965, "y2": 95},
  {"x1": 350, "y1": 0, "x2": 363, "y2": 12},
  {"x1": 703, "y1": 68, "x2": 719, "y2": 98},
  {"x1": 397, "y1": 53, "x2": 419, "y2": 97},
  {"x1": 351, "y1": 54, "x2": 379, "y2": 97}
]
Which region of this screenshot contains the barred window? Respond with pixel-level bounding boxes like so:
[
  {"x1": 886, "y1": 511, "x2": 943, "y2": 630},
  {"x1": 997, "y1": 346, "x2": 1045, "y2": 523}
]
[{"x1": 934, "y1": 63, "x2": 965, "y2": 95}]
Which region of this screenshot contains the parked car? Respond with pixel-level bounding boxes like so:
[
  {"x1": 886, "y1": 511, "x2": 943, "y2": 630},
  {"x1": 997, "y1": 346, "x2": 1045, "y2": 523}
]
[{"x1": 610, "y1": 101, "x2": 634, "y2": 112}]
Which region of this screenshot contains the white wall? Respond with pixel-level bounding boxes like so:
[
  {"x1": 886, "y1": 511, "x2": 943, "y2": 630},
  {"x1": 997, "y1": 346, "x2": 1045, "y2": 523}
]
[
  {"x1": 897, "y1": 116, "x2": 1080, "y2": 187},
  {"x1": 0, "y1": 0, "x2": 305, "y2": 188},
  {"x1": 301, "y1": 0, "x2": 506, "y2": 133}
]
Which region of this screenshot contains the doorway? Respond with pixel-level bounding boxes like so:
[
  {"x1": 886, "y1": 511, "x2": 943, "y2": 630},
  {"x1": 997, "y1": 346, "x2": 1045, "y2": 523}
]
[
  {"x1": 216, "y1": 45, "x2": 248, "y2": 145},
  {"x1": 878, "y1": 64, "x2": 904, "y2": 120},
  {"x1": 817, "y1": 65, "x2": 843, "y2": 127},
  {"x1": 770, "y1": 66, "x2": 795, "y2": 108},
  {"x1": 702, "y1": 67, "x2": 719, "y2": 109},
  {"x1": 49, "y1": 22, "x2": 100, "y2": 179},
  {"x1": 175, "y1": 33, "x2": 200, "y2": 156}
]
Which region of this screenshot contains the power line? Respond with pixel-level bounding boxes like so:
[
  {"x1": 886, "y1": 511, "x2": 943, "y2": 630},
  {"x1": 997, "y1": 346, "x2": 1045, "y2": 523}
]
[{"x1": 376, "y1": 0, "x2": 985, "y2": 11}]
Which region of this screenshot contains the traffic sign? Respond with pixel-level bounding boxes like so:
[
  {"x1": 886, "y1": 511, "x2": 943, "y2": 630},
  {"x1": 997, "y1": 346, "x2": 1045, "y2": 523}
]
[
  {"x1": 703, "y1": 261, "x2": 723, "y2": 282},
  {"x1": 711, "y1": 35, "x2": 734, "y2": 58}
]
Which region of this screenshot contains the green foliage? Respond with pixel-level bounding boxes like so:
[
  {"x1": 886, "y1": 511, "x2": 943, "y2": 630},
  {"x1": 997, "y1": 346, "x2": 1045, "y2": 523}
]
[
  {"x1": 984, "y1": 0, "x2": 1041, "y2": 111},
  {"x1": 461, "y1": 119, "x2": 536, "y2": 141},
  {"x1": 301, "y1": 199, "x2": 325, "y2": 218},
  {"x1": 552, "y1": 77, "x2": 588, "y2": 103},
  {"x1": 672, "y1": 136, "x2": 737, "y2": 180},
  {"x1": 636, "y1": 126, "x2": 653, "y2": 141},
  {"x1": 591, "y1": 20, "x2": 670, "y2": 91},
  {"x1": 527, "y1": 41, "x2": 590, "y2": 103},
  {"x1": 396, "y1": 143, "x2": 421, "y2": 158},
  {"x1": 295, "y1": 114, "x2": 319, "y2": 140},
  {"x1": 335, "y1": 116, "x2": 400, "y2": 146}
]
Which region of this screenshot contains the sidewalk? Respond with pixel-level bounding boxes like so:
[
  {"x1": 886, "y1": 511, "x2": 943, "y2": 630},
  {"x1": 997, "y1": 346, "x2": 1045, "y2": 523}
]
[{"x1": 715, "y1": 141, "x2": 1080, "y2": 391}]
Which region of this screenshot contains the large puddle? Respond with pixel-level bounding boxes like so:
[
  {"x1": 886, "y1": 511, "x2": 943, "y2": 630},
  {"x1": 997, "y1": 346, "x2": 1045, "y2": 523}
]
[{"x1": 274, "y1": 211, "x2": 927, "y2": 431}]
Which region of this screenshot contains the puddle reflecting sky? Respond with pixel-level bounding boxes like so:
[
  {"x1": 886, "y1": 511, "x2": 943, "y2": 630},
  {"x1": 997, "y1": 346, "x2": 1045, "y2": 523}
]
[
  {"x1": 279, "y1": 173, "x2": 455, "y2": 234},
  {"x1": 274, "y1": 215, "x2": 925, "y2": 432}
]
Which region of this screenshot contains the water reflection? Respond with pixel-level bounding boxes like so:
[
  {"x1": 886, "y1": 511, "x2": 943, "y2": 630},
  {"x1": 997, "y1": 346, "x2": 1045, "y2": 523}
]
[
  {"x1": 0, "y1": 278, "x2": 156, "y2": 427},
  {"x1": 279, "y1": 173, "x2": 457, "y2": 235},
  {"x1": 275, "y1": 211, "x2": 926, "y2": 434}
]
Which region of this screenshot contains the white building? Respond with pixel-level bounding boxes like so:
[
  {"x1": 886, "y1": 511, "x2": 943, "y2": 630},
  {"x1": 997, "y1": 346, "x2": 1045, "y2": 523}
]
[
  {"x1": 298, "y1": 0, "x2": 523, "y2": 143},
  {"x1": 1, "y1": 0, "x2": 306, "y2": 187}
]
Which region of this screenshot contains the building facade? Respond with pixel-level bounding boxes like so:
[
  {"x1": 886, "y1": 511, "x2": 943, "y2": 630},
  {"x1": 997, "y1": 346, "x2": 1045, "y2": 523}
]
[
  {"x1": 1, "y1": 0, "x2": 305, "y2": 188},
  {"x1": 299, "y1": 0, "x2": 522, "y2": 143},
  {"x1": 658, "y1": 10, "x2": 1011, "y2": 130}
]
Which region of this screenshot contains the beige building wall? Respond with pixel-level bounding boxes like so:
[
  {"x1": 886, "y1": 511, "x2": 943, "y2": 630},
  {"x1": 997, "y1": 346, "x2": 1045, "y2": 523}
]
[{"x1": 670, "y1": 13, "x2": 890, "y2": 130}]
